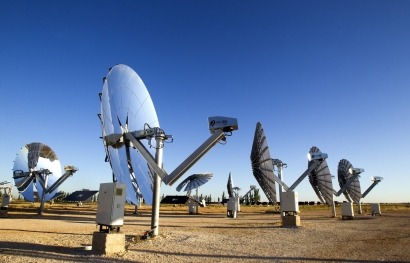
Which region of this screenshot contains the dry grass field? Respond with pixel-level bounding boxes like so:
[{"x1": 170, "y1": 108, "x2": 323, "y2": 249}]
[{"x1": 1, "y1": 201, "x2": 410, "y2": 262}]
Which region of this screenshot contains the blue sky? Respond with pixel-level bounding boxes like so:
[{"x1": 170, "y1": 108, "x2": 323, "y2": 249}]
[{"x1": 1, "y1": 1, "x2": 409, "y2": 203}]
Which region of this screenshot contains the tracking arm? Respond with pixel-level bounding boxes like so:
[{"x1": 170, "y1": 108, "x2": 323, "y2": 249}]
[{"x1": 124, "y1": 116, "x2": 239, "y2": 186}]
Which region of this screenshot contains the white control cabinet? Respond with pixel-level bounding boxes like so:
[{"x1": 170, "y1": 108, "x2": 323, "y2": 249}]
[
  {"x1": 96, "y1": 183, "x2": 126, "y2": 230},
  {"x1": 280, "y1": 191, "x2": 299, "y2": 213},
  {"x1": 341, "y1": 202, "x2": 354, "y2": 220},
  {"x1": 227, "y1": 196, "x2": 239, "y2": 218},
  {"x1": 371, "y1": 203, "x2": 381, "y2": 216}
]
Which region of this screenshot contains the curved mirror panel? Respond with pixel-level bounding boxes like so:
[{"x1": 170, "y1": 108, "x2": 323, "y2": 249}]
[
  {"x1": 308, "y1": 146, "x2": 334, "y2": 205},
  {"x1": 101, "y1": 64, "x2": 159, "y2": 205},
  {"x1": 338, "y1": 159, "x2": 361, "y2": 205},
  {"x1": 250, "y1": 122, "x2": 277, "y2": 204},
  {"x1": 176, "y1": 173, "x2": 213, "y2": 192},
  {"x1": 13, "y1": 143, "x2": 62, "y2": 202}
]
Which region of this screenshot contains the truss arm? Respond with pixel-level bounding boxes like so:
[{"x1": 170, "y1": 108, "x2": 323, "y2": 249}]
[
  {"x1": 165, "y1": 129, "x2": 226, "y2": 186},
  {"x1": 126, "y1": 130, "x2": 226, "y2": 186},
  {"x1": 13, "y1": 171, "x2": 34, "y2": 192},
  {"x1": 361, "y1": 180, "x2": 381, "y2": 198},
  {"x1": 46, "y1": 167, "x2": 78, "y2": 194},
  {"x1": 271, "y1": 171, "x2": 291, "y2": 192},
  {"x1": 289, "y1": 159, "x2": 321, "y2": 191}
]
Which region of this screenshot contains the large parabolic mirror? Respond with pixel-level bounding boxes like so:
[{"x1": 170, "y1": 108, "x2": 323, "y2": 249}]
[
  {"x1": 100, "y1": 64, "x2": 159, "y2": 205},
  {"x1": 13, "y1": 142, "x2": 62, "y2": 202},
  {"x1": 250, "y1": 122, "x2": 277, "y2": 204},
  {"x1": 308, "y1": 146, "x2": 334, "y2": 205},
  {"x1": 338, "y1": 159, "x2": 361, "y2": 205}
]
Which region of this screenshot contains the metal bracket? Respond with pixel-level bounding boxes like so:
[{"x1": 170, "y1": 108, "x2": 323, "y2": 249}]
[{"x1": 126, "y1": 129, "x2": 226, "y2": 186}]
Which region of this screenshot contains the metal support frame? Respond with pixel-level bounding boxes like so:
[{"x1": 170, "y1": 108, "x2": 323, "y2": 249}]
[
  {"x1": 13, "y1": 167, "x2": 77, "y2": 214},
  {"x1": 334, "y1": 173, "x2": 361, "y2": 197},
  {"x1": 270, "y1": 159, "x2": 324, "y2": 193},
  {"x1": 123, "y1": 127, "x2": 231, "y2": 237},
  {"x1": 46, "y1": 167, "x2": 77, "y2": 194},
  {"x1": 164, "y1": 130, "x2": 226, "y2": 186},
  {"x1": 126, "y1": 129, "x2": 226, "y2": 186},
  {"x1": 13, "y1": 171, "x2": 35, "y2": 192},
  {"x1": 269, "y1": 157, "x2": 330, "y2": 216}
]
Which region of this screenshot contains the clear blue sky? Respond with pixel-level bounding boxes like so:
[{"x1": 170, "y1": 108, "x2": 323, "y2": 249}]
[{"x1": 1, "y1": 1, "x2": 409, "y2": 203}]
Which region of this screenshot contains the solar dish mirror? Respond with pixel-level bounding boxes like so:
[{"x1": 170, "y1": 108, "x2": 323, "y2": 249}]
[
  {"x1": 100, "y1": 64, "x2": 159, "y2": 205},
  {"x1": 13, "y1": 142, "x2": 62, "y2": 202}
]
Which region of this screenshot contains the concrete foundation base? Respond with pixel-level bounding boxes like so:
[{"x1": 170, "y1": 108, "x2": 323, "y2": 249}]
[
  {"x1": 92, "y1": 231, "x2": 125, "y2": 255},
  {"x1": 0, "y1": 208, "x2": 8, "y2": 218},
  {"x1": 281, "y1": 215, "x2": 301, "y2": 227},
  {"x1": 227, "y1": 210, "x2": 237, "y2": 218}
]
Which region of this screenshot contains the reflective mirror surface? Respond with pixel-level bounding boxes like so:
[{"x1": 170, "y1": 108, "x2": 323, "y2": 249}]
[
  {"x1": 100, "y1": 64, "x2": 159, "y2": 205},
  {"x1": 250, "y1": 122, "x2": 277, "y2": 204},
  {"x1": 338, "y1": 159, "x2": 361, "y2": 205},
  {"x1": 13, "y1": 142, "x2": 61, "y2": 202},
  {"x1": 176, "y1": 173, "x2": 213, "y2": 192},
  {"x1": 308, "y1": 146, "x2": 334, "y2": 205}
]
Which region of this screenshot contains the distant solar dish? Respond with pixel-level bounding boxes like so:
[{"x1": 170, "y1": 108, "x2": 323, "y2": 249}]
[
  {"x1": 227, "y1": 172, "x2": 234, "y2": 198},
  {"x1": 176, "y1": 173, "x2": 213, "y2": 192},
  {"x1": 308, "y1": 146, "x2": 334, "y2": 205},
  {"x1": 13, "y1": 142, "x2": 62, "y2": 202},
  {"x1": 176, "y1": 173, "x2": 212, "y2": 208},
  {"x1": 338, "y1": 159, "x2": 361, "y2": 205},
  {"x1": 64, "y1": 190, "x2": 99, "y2": 202},
  {"x1": 100, "y1": 64, "x2": 159, "y2": 205},
  {"x1": 250, "y1": 122, "x2": 277, "y2": 204}
]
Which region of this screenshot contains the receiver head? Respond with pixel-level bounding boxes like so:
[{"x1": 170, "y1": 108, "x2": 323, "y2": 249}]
[{"x1": 208, "y1": 116, "x2": 238, "y2": 133}]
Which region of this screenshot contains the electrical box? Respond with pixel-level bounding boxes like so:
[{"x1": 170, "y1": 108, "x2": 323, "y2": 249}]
[
  {"x1": 341, "y1": 202, "x2": 354, "y2": 219},
  {"x1": 188, "y1": 202, "x2": 198, "y2": 214},
  {"x1": 371, "y1": 203, "x2": 381, "y2": 216},
  {"x1": 1, "y1": 194, "x2": 11, "y2": 208},
  {"x1": 280, "y1": 191, "x2": 299, "y2": 212},
  {"x1": 227, "y1": 196, "x2": 239, "y2": 218},
  {"x1": 96, "y1": 183, "x2": 126, "y2": 229},
  {"x1": 227, "y1": 196, "x2": 240, "y2": 211}
]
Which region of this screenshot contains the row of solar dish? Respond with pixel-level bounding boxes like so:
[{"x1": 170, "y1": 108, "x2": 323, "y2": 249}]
[
  {"x1": 250, "y1": 122, "x2": 381, "y2": 207},
  {"x1": 5, "y1": 64, "x2": 380, "y2": 211}
]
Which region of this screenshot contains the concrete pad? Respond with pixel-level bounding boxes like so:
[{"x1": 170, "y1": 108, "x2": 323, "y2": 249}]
[
  {"x1": 282, "y1": 215, "x2": 301, "y2": 227},
  {"x1": 92, "y1": 231, "x2": 125, "y2": 255},
  {"x1": 0, "y1": 209, "x2": 8, "y2": 218}
]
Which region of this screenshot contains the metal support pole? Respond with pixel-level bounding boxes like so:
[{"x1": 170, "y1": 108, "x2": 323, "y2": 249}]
[
  {"x1": 278, "y1": 165, "x2": 285, "y2": 217},
  {"x1": 278, "y1": 165, "x2": 283, "y2": 200},
  {"x1": 196, "y1": 188, "x2": 199, "y2": 213},
  {"x1": 331, "y1": 200, "x2": 337, "y2": 218},
  {"x1": 151, "y1": 135, "x2": 164, "y2": 237},
  {"x1": 38, "y1": 174, "x2": 49, "y2": 215}
]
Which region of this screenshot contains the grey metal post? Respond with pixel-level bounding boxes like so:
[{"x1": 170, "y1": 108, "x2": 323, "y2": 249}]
[
  {"x1": 278, "y1": 164, "x2": 285, "y2": 217},
  {"x1": 278, "y1": 165, "x2": 283, "y2": 200},
  {"x1": 331, "y1": 200, "x2": 337, "y2": 217},
  {"x1": 151, "y1": 135, "x2": 164, "y2": 236},
  {"x1": 38, "y1": 174, "x2": 49, "y2": 215}
]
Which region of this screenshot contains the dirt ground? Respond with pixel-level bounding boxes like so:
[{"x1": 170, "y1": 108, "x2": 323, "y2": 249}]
[{"x1": 0, "y1": 203, "x2": 409, "y2": 262}]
